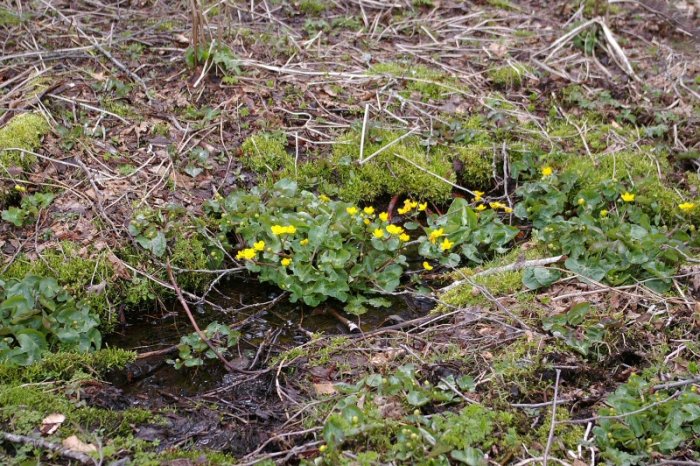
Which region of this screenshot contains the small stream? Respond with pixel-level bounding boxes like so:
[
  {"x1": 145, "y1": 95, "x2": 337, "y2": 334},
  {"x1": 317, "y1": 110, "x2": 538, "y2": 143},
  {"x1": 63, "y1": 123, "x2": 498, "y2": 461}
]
[{"x1": 105, "y1": 278, "x2": 429, "y2": 401}]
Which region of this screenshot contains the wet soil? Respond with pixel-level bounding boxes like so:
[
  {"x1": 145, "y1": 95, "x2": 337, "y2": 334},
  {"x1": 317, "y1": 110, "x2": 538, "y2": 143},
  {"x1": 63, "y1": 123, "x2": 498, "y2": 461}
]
[{"x1": 101, "y1": 278, "x2": 427, "y2": 455}]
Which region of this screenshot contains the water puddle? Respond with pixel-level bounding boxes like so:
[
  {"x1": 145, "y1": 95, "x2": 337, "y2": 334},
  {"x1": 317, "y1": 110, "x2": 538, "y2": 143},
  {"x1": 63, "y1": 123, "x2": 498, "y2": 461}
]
[{"x1": 106, "y1": 278, "x2": 429, "y2": 400}]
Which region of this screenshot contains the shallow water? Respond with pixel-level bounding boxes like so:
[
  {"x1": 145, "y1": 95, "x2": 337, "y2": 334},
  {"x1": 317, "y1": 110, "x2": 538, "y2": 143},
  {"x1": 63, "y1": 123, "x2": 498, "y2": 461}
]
[{"x1": 106, "y1": 278, "x2": 428, "y2": 399}]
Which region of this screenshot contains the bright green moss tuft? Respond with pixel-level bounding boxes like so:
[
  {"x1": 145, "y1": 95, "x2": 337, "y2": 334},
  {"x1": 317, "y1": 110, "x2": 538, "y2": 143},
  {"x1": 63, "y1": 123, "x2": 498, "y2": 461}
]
[
  {"x1": 488, "y1": 63, "x2": 530, "y2": 88},
  {"x1": 331, "y1": 128, "x2": 455, "y2": 202},
  {"x1": 0, "y1": 113, "x2": 49, "y2": 170},
  {"x1": 0, "y1": 348, "x2": 135, "y2": 383},
  {"x1": 240, "y1": 132, "x2": 291, "y2": 173},
  {"x1": 454, "y1": 143, "x2": 493, "y2": 189}
]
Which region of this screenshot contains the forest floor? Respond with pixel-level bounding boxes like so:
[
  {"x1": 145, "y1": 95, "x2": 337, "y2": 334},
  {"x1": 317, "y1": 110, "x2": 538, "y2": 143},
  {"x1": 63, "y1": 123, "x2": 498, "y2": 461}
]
[{"x1": 1, "y1": 0, "x2": 700, "y2": 465}]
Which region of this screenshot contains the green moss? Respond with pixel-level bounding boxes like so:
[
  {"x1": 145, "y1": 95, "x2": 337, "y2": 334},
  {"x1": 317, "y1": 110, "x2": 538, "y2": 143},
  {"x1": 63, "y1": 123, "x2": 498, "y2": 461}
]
[
  {"x1": 240, "y1": 132, "x2": 291, "y2": 173},
  {"x1": 0, "y1": 113, "x2": 49, "y2": 170},
  {"x1": 0, "y1": 7, "x2": 21, "y2": 26},
  {"x1": 438, "y1": 270, "x2": 523, "y2": 309},
  {"x1": 487, "y1": 0, "x2": 517, "y2": 10},
  {"x1": 329, "y1": 128, "x2": 455, "y2": 202},
  {"x1": 454, "y1": 143, "x2": 493, "y2": 189},
  {"x1": 488, "y1": 63, "x2": 530, "y2": 88},
  {"x1": 0, "y1": 348, "x2": 135, "y2": 383},
  {"x1": 370, "y1": 62, "x2": 465, "y2": 101},
  {"x1": 299, "y1": 0, "x2": 327, "y2": 15},
  {"x1": 0, "y1": 383, "x2": 151, "y2": 436}
]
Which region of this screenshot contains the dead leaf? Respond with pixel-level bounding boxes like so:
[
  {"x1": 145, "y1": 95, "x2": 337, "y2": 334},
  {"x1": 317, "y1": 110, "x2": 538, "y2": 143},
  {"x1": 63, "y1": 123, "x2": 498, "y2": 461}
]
[
  {"x1": 313, "y1": 382, "x2": 337, "y2": 396},
  {"x1": 62, "y1": 435, "x2": 97, "y2": 453},
  {"x1": 40, "y1": 413, "x2": 65, "y2": 436}
]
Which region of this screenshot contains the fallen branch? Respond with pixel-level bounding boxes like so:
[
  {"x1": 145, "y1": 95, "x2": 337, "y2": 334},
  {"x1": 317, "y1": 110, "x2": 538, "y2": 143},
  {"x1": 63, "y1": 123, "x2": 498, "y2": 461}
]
[{"x1": 0, "y1": 432, "x2": 95, "y2": 465}]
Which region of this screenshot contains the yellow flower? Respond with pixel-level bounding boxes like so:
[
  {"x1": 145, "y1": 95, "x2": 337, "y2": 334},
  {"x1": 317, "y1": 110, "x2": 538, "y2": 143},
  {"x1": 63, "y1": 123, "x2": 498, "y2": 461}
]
[
  {"x1": 253, "y1": 240, "x2": 265, "y2": 251},
  {"x1": 577, "y1": 198, "x2": 585, "y2": 206},
  {"x1": 386, "y1": 224, "x2": 404, "y2": 235},
  {"x1": 379, "y1": 212, "x2": 389, "y2": 222},
  {"x1": 235, "y1": 248, "x2": 256, "y2": 261},
  {"x1": 541, "y1": 166, "x2": 553, "y2": 177},
  {"x1": 271, "y1": 225, "x2": 296, "y2": 235},
  {"x1": 600, "y1": 209, "x2": 609, "y2": 218},
  {"x1": 489, "y1": 201, "x2": 506, "y2": 210},
  {"x1": 300, "y1": 238, "x2": 309, "y2": 246},
  {"x1": 373, "y1": 228, "x2": 385, "y2": 239},
  {"x1": 407, "y1": 200, "x2": 418, "y2": 209},
  {"x1": 399, "y1": 233, "x2": 410, "y2": 242},
  {"x1": 363, "y1": 218, "x2": 370, "y2": 225},
  {"x1": 14, "y1": 184, "x2": 26, "y2": 192},
  {"x1": 428, "y1": 228, "x2": 444, "y2": 244},
  {"x1": 281, "y1": 257, "x2": 292, "y2": 267},
  {"x1": 473, "y1": 191, "x2": 484, "y2": 202},
  {"x1": 397, "y1": 206, "x2": 409, "y2": 215},
  {"x1": 319, "y1": 445, "x2": 327, "y2": 453},
  {"x1": 346, "y1": 206, "x2": 358, "y2": 215},
  {"x1": 503, "y1": 206, "x2": 513, "y2": 213},
  {"x1": 418, "y1": 202, "x2": 428, "y2": 211},
  {"x1": 440, "y1": 238, "x2": 454, "y2": 251},
  {"x1": 319, "y1": 194, "x2": 330, "y2": 202},
  {"x1": 679, "y1": 202, "x2": 696, "y2": 213},
  {"x1": 475, "y1": 204, "x2": 487, "y2": 212},
  {"x1": 621, "y1": 192, "x2": 635, "y2": 203},
  {"x1": 363, "y1": 206, "x2": 375, "y2": 215},
  {"x1": 422, "y1": 261, "x2": 433, "y2": 271}
]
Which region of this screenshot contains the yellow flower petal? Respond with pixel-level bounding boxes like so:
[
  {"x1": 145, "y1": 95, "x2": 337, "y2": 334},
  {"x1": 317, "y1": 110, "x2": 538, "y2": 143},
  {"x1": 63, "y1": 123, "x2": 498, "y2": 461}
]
[
  {"x1": 621, "y1": 192, "x2": 635, "y2": 203},
  {"x1": 373, "y1": 228, "x2": 385, "y2": 239},
  {"x1": 422, "y1": 261, "x2": 433, "y2": 271},
  {"x1": 346, "y1": 206, "x2": 358, "y2": 215},
  {"x1": 440, "y1": 238, "x2": 454, "y2": 251},
  {"x1": 281, "y1": 257, "x2": 292, "y2": 267},
  {"x1": 379, "y1": 212, "x2": 389, "y2": 222},
  {"x1": 253, "y1": 240, "x2": 265, "y2": 251},
  {"x1": 399, "y1": 233, "x2": 410, "y2": 242},
  {"x1": 679, "y1": 202, "x2": 696, "y2": 213},
  {"x1": 541, "y1": 166, "x2": 553, "y2": 177},
  {"x1": 363, "y1": 206, "x2": 375, "y2": 215}
]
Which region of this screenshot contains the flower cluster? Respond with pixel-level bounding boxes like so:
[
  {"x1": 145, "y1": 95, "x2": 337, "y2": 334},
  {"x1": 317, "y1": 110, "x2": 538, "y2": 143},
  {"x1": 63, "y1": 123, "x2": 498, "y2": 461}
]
[
  {"x1": 271, "y1": 224, "x2": 297, "y2": 235},
  {"x1": 397, "y1": 199, "x2": 427, "y2": 215}
]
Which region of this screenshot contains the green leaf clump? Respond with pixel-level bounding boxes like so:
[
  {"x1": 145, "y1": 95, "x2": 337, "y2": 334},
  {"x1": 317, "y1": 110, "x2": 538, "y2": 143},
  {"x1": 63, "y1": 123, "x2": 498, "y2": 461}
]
[{"x1": 0, "y1": 276, "x2": 101, "y2": 367}]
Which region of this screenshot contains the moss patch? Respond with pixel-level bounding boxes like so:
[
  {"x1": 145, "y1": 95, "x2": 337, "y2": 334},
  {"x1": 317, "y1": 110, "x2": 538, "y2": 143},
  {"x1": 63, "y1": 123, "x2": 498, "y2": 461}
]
[
  {"x1": 0, "y1": 113, "x2": 49, "y2": 170},
  {"x1": 370, "y1": 62, "x2": 466, "y2": 101},
  {"x1": 0, "y1": 348, "x2": 135, "y2": 384},
  {"x1": 488, "y1": 63, "x2": 530, "y2": 88},
  {"x1": 239, "y1": 132, "x2": 290, "y2": 173}
]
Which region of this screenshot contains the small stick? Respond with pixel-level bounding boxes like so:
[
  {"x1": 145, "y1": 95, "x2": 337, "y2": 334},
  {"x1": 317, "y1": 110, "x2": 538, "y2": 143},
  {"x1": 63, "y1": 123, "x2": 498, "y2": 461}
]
[
  {"x1": 327, "y1": 307, "x2": 359, "y2": 333},
  {"x1": 166, "y1": 261, "x2": 257, "y2": 374},
  {"x1": 359, "y1": 103, "x2": 370, "y2": 163},
  {"x1": 0, "y1": 432, "x2": 95, "y2": 465},
  {"x1": 543, "y1": 369, "x2": 562, "y2": 466}
]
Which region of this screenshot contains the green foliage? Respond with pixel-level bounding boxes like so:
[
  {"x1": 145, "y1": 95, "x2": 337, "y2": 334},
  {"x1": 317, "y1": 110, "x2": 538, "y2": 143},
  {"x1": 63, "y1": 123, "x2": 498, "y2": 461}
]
[
  {"x1": 0, "y1": 276, "x2": 101, "y2": 367},
  {"x1": 1, "y1": 191, "x2": 54, "y2": 227},
  {"x1": 168, "y1": 322, "x2": 239, "y2": 369},
  {"x1": 184, "y1": 41, "x2": 241, "y2": 76},
  {"x1": 314, "y1": 364, "x2": 497, "y2": 465},
  {"x1": 206, "y1": 180, "x2": 518, "y2": 315},
  {"x1": 1, "y1": 243, "x2": 117, "y2": 325},
  {"x1": 0, "y1": 113, "x2": 49, "y2": 170},
  {"x1": 0, "y1": 348, "x2": 135, "y2": 383},
  {"x1": 594, "y1": 374, "x2": 700, "y2": 465},
  {"x1": 542, "y1": 302, "x2": 606, "y2": 357},
  {"x1": 513, "y1": 157, "x2": 696, "y2": 292}
]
